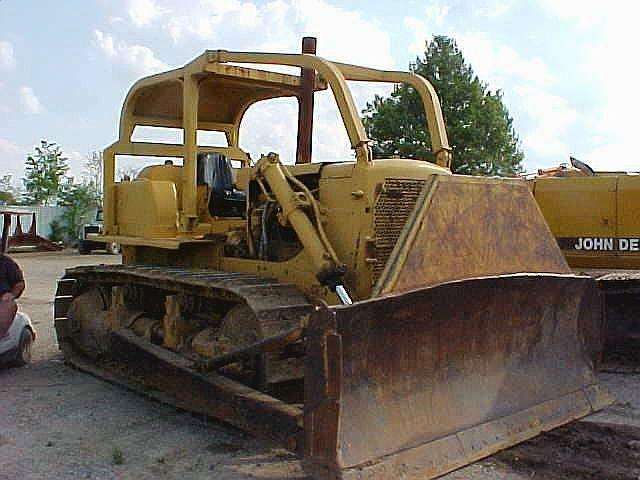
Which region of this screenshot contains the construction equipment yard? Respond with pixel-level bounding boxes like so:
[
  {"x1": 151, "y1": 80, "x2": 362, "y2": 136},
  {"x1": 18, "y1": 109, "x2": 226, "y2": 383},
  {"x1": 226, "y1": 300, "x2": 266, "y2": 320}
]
[{"x1": 0, "y1": 250, "x2": 639, "y2": 480}]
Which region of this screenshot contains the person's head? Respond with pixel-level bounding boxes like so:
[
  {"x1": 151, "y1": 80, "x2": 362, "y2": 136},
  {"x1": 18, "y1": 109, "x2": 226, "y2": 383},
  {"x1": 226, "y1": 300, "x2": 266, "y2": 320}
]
[{"x1": 164, "y1": 160, "x2": 174, "y2": 166}]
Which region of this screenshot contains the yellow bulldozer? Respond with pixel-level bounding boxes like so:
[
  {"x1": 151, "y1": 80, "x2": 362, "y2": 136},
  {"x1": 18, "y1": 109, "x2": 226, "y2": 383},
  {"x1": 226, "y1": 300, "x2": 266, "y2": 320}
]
[
  {"x1": 54, "y1": 39, "x2": 611, "y2": 479},
  {"x1": 530, "y1": 156, "x2": 640, "y2": 363}
]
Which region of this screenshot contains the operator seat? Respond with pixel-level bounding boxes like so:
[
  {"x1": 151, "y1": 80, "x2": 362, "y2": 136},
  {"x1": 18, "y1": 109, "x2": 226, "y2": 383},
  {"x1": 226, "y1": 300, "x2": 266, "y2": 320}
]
[{"x1": 197, "y1": 153, "x2": 246, "y2": 218}]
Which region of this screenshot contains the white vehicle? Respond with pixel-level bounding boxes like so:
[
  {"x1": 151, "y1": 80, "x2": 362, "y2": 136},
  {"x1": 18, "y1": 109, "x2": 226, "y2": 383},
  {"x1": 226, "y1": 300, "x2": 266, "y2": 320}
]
[
  {"x1": 78, "y1": 208, "x2": 120, "y2": 255},
  {"x1": 0, "y1": 311, "x2": 35, "y2": 367}
]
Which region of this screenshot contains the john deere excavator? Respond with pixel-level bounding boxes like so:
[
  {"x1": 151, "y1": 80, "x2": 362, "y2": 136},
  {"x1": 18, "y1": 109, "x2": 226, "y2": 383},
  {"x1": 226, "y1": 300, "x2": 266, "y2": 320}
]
[
  {"x1": 530, "y1": 157, "x2": 640, "y2": 365},
  {"x1": 54, "y1": 38, "x2": 611, "y2": 479}
]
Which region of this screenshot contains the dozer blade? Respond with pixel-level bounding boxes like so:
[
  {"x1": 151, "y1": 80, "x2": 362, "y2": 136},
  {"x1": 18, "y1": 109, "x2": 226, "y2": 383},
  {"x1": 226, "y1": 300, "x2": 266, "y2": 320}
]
[{"x1": 304, "y1": 274, "x2": 613, "y2": 480}]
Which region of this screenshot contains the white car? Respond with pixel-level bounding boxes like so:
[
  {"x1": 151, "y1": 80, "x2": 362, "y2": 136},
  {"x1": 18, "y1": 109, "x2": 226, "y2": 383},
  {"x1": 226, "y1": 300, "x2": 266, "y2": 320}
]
[{"x1": 0, "y1": 311, "x2": 35, "y2": 367}]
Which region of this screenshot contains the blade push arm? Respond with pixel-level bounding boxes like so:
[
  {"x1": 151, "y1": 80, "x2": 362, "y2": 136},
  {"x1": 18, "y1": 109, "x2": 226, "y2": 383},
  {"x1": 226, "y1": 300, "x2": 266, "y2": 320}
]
[{"x1": 255, "y1": 153, "x2": 351, "y2": 304}]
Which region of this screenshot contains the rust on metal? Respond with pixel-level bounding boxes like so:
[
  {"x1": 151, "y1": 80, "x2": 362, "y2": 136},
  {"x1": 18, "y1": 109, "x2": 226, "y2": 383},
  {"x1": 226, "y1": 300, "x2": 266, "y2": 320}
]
[
  {"x1": 375, "y1": 176, "x2": 570, "y2": 296},
  {"x1": 372, "y1": 177, "x2": 428, "y2": 285},
  {"x1": 198, "y1": 325, "x2": 304, "y2": 371},
  {"x1": 59, "y1": 327, "x2": 303, "y2": 449},
  {"x1": 296, "y1": 36, "x2": 317, "y2": 164},
  {"x1": 54, "y1": 266, "x2": 612, "y2": 480},
  {"x1": 572, "y1": 270, "x2": 640, "y2": 364},
  {"x1": 1, "y1": 211, "x2": 62, "y2": 252},
  {"x1": 304, "y1": 274, "x2": 612, "y2": 480}
]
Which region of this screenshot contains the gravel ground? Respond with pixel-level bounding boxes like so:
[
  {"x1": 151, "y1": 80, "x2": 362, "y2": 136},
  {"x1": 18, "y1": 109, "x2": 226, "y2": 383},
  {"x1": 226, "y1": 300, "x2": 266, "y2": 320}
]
[{"x1": 1, "y1": 251, "x2": 639, "y2": 480}]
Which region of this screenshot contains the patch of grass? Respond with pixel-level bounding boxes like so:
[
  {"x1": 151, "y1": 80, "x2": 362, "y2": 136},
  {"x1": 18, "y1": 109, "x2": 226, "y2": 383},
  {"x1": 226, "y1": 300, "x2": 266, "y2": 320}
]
[{"x1": 112, "y1": 447, "x2": 125, "y2": 465}]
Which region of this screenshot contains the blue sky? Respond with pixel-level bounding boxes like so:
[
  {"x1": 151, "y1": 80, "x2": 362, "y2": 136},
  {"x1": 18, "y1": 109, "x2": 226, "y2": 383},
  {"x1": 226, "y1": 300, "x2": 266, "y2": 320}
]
[{"x1": 0, "y1": 0, "x2": 637, "y2": 183}]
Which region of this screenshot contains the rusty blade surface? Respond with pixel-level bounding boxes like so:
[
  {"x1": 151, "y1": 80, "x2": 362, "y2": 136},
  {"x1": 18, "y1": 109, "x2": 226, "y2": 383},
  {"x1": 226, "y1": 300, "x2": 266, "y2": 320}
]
[{"x1": 304, "y1": 274, "x2": 613, "y2": 480}]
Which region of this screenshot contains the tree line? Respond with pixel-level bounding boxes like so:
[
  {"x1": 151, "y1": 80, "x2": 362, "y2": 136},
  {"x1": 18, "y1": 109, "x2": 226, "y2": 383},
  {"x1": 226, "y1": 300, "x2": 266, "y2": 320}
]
[{"x1": 0, "y1": 141, "x2": 103, "y2": 244}]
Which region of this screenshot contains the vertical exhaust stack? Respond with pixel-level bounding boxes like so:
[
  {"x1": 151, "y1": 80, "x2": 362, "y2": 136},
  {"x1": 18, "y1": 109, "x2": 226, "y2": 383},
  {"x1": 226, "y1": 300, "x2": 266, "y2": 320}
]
[{"x1": 296, "y1": 37, "x2": 317, "y2": 164}]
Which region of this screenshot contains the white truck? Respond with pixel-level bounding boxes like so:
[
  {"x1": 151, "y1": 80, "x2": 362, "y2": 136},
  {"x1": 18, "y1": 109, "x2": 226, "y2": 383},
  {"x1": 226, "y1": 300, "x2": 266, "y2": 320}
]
[{"x1": 78, "y1": 209, "x2": 120, "y2": 254}]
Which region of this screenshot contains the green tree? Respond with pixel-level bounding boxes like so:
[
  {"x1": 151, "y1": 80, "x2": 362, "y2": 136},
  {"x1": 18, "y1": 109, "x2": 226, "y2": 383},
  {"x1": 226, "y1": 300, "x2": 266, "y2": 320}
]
[
  {"x1": 57, "y1": 182, "x2": 100, "y2": 243},
  {"x1": 23, "y1": 140, "x2": 69, "y2": 205},
  {"x1": 0, "y1": 175, "x2": 16, "y2": 204},
  {"x1": 84, "y1": 151, "x2": 103, "y2": 201},
  {"x1": 48, "y1": 219, "x2": 65, "y2": 243},
  {"x1": 363, "y1": 35, "x2": 524, "y2": 176}
]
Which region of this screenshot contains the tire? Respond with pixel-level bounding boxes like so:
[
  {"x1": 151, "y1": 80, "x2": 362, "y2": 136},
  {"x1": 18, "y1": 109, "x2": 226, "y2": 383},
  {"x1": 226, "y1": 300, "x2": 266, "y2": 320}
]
[
  {"x1": 78, "y1": 240, "x2": 91, "y2": 255},
  {"x1": 13, "y1": 328, "x2": 33, "y2": 366}
]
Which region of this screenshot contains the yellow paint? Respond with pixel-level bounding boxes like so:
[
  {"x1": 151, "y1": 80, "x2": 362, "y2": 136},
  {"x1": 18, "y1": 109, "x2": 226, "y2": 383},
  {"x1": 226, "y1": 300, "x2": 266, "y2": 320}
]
[
  {"x1": 531, "y1": 173, "x2": 640, "y2": 269},
  {"x1": 95, "y1": 44, "x2": 561, "y2": 304}
]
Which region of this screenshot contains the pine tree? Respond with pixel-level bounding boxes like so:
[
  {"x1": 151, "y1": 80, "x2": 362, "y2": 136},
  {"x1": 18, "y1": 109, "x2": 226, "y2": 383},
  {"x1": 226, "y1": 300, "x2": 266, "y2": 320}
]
[{"x1": 363, "y1": 36, "x2": 524, "y2": 176}]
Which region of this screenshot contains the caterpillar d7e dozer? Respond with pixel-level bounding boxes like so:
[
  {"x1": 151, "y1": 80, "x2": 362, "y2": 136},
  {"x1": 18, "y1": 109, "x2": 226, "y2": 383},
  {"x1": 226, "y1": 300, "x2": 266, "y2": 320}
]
[
  {"x1": 54, "y1": 38, "x2": 611, "y2": 479},
  {"x1": 530, "y1": 157, "x2": 640, "y2": 364}
]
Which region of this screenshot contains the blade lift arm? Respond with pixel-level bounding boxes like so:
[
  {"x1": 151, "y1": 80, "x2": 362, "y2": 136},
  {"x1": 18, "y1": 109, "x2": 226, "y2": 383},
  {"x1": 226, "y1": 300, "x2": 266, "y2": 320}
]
[{"x1": 254, "y1": 153, "x2": 352, "y2": 305}]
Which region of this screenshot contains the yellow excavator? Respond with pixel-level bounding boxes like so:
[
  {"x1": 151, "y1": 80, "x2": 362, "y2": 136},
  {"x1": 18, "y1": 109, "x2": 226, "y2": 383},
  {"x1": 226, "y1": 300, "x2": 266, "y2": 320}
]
[
  {"x1": 54, "y1": 38, "x2": 611, "y2": 479},
  {"x1": 530, "y1": 156, "x2": 640, "y2": 363}
]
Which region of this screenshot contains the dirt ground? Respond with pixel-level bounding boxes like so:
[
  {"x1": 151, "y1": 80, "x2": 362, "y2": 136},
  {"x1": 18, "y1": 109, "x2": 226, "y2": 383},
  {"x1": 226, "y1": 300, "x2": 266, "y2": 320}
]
[{"x1": 2, "y1": 251, "x2": 640, "y2": 480}]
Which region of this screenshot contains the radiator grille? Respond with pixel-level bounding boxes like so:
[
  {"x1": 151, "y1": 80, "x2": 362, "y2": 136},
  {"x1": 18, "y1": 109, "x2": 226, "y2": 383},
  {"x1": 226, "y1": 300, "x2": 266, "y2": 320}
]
[{"x1": 372, "y1": 178, "x2": 427, "y2": 286}]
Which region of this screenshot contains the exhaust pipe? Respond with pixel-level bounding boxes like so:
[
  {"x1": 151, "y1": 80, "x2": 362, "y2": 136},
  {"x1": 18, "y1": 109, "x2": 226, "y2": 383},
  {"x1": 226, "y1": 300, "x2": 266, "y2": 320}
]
[{"x1": 296, "y1": 37, "x2": 316, "y2": 164}]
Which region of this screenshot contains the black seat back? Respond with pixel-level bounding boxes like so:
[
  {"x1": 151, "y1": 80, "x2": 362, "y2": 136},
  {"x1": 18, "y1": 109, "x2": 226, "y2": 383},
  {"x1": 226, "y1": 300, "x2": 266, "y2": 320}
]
[{"x1": 197, "y1": 153, "x2": 246, "y2": 218}]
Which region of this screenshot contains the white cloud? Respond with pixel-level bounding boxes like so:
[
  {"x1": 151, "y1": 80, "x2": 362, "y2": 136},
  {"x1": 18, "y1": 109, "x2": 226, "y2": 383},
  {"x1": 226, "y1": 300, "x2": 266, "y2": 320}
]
[
  {"x1": 458, "y1": 32, "x2": 554, "y2": 89},
  {"x1": 161, "y1": 0, "x2": 394, "y2": 69},
  {"x1": 166, "y1": 0, "x2": 262, "y2": 42},
  {"x1": 537, "y1": 0, "x2": 603, "y2": 27},
  {"x1": 425, "y1": 2, "x2": 450, "y2": 26},
  {"x1": 451, "y1": 32, "x2": 576, "y2": 169},
  {"x1": 0, "y1": 40, "x2": 15, "y2": 70},
  {"x1": 0, "y1": 82, "x2": 8, "y2": 114},
  {"x1": 19, "y1": 86, "x2": 43, "y2": 114},
  {"x1": 94, "y1": 29, "x2": 168, "y2": 76},
  {"x1": 404, "y1": 1, "x2": 452, "y2": 57},
  {"x1": 532, "y1": 2, "x2": 640, "y2": 170},
  {"x1": 403, "y1": 4, "x2": 588, "y2": 170},
  {"x1": 0, "y1": 139, "x2": 27, "y2": 179},
  {"x1": 94, "y1": 30, "x2": 116, "y2": 57},
  {"x1": 478, "y1": 0, "x2": 513, "y2": 18},
  {"x1": 404, "y1": 0, "x2": 513, "y2": 56},
  {"x1": 513, "y1": 85, "x2": 577, "y2": 158},
  {"x1": 0, "y1": 141, "x2": 86, "y2": 183},
  {"x1": 124, "y1": 0, "x2": 394, "y2": 162},
  {"x1": 127, "y1": 0, "x2": 169, "y2": 27},
  {"x1": 65, "y1": 150, "x2": 87, "y2": 181},
  {"x1": 294, "y1": 0, "x2": 393, "y2": 69},
  {"x1": 0, "y1": 138, "x2": 22, "y2": 157},
  {"x1": 404, "y1": 16, "x2": 431, "y2": 56},
  {"x1": 239, "y1": 97, "x2": 298, "y2": 163}
]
